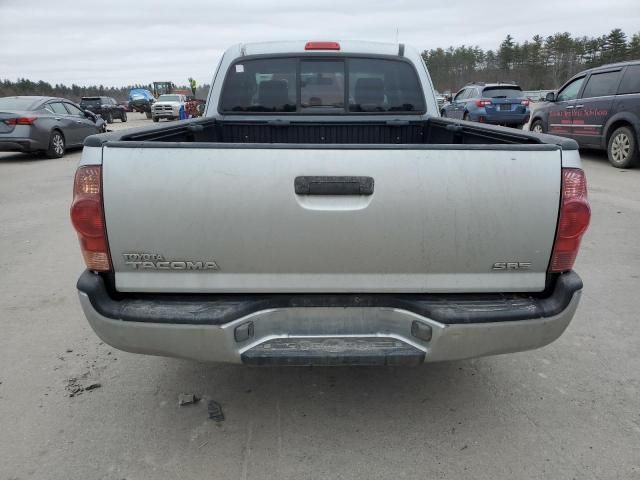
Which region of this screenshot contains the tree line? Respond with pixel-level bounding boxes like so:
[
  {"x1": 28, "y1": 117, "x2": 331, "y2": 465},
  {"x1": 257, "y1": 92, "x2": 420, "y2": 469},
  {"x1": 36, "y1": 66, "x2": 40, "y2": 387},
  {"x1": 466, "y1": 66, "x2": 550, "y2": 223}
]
[
  {"x1": 1, "y1": 28, "x2": 638, "y2": 100},
  {"x1": 0, "y1": 79, "x2": 211, "y2": 103},
  {"x1": 422, "y1": 28, "x2": 640, "y2": 93}
]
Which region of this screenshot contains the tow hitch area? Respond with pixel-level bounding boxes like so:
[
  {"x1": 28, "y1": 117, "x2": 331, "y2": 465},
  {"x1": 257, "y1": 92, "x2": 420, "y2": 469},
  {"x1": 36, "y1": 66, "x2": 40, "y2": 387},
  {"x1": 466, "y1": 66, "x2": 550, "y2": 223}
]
[{"x1": 241, "y1": 337, "x2": 425, "y2": 366}]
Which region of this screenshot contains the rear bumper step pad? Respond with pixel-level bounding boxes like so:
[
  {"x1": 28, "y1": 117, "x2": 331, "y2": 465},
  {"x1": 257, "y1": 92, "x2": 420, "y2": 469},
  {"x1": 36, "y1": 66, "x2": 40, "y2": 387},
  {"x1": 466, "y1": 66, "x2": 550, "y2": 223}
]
[{"x1": 241, "y1": 337, "x2": 425, "y2": 366}]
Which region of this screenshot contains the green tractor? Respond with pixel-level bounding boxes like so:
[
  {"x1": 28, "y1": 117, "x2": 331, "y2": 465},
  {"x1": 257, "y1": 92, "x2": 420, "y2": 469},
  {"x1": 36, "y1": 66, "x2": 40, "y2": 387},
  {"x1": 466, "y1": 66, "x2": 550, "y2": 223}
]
[{"x1": 152, "y1": 81, "x2": 176, "y2": 97}]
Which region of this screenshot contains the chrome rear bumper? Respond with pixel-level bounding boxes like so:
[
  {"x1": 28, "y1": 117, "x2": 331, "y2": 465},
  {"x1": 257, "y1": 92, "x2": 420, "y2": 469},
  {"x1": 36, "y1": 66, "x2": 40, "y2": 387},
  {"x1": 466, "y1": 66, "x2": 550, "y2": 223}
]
[{"x1": 77, "y1": 271, "x2": 582, "y2": 365}]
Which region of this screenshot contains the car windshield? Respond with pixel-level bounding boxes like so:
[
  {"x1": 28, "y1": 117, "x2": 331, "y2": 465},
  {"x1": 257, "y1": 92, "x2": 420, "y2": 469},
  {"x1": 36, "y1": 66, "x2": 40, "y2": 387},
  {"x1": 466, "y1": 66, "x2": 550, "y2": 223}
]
[
  {"x1": 0, "y1": 97, "x2": 42, "y2": 110},
  {"x1": 482, "y1": 87, "x2": 523, "y2": 98},
  {"x1": 158, "y1": 95, "x2": 180, "y2": 102}
]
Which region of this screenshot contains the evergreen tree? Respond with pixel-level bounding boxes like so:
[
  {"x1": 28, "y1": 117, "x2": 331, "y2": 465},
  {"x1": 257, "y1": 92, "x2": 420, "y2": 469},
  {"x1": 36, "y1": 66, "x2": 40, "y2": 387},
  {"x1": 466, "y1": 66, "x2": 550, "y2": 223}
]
[{"x1": 421, "y1": 29, "x2": 639, "y2": 92}]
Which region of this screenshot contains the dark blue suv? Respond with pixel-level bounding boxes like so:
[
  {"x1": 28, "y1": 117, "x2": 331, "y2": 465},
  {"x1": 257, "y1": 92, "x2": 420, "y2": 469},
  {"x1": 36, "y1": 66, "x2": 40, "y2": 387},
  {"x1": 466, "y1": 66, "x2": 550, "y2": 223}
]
[{"x1": 442, "y1": 83, "x2": 530, "y2": 128}]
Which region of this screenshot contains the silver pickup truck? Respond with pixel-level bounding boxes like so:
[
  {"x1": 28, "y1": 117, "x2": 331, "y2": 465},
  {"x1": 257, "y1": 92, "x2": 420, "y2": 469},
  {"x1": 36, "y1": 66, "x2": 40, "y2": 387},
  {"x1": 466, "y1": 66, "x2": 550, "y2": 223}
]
[{"x1": 71, "y1": 41, "x2": 590, "y2": 366}]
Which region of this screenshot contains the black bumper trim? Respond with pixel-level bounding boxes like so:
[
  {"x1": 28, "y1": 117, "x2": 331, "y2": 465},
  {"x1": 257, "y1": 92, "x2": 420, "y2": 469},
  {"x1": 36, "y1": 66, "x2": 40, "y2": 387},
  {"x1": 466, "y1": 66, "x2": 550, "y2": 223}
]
[
  {"x1": 77, "y1": 270, "x2": 582, "y2": 326},
  {"x1": 0, "y1": 140, "x2": 35, "y2": 152}
]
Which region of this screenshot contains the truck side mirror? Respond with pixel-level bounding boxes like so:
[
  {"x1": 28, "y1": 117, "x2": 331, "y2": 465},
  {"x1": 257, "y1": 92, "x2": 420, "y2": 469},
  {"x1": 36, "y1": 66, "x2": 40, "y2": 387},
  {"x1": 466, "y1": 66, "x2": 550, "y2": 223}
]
[{"x1": 545, "y1": 92, "x2": 556, "y2": 102}]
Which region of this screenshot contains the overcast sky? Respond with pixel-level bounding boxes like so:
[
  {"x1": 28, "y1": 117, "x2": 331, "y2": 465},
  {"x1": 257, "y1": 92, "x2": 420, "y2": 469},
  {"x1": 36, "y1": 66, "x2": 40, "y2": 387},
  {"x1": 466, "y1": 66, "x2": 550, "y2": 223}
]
[{"x1": 1, "y1": 0, "x2": 638, "y2": 87}]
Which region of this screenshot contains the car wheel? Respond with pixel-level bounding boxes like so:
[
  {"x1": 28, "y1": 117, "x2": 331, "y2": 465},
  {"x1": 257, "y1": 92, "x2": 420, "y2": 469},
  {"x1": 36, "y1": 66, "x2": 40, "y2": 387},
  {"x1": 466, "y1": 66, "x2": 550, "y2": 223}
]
[
  {"x1": 45, "y1": 131, "x2": 65, "y2": 158},
  {"x1": 153, "y1": 116, "x2": 159, "y2": 123},
  {"x1": 145, "y1": 111, "x2": 152, "y2": 119},
  {"x1": 105, "y1": 111, "x2": 113, "y2": 124},
  {"x1": 530, "y1": 119, "x2": 545, "y2": 134},
  {"x1": 463, "y1": 112, "x2": 469, "y2": 121},
  {"x1": 441, "y1": 110, "x2": 447, "y2": 118},
  {"x1": 121, "y1": 111, "x2": 127, "y2": 122},
  {"x1": 607, "y1": 126, "x2": 638, "y2": 168}
]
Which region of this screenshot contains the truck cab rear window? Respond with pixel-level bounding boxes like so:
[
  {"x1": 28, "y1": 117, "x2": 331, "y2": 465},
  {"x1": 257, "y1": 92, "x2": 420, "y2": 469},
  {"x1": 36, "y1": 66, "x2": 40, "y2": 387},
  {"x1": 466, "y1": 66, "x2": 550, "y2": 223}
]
[
  {"x1": 301, "y1": 61, "x2": 345, "y2": 110},
  {"x1": 220, "y1": 57, "x2": 425, "y2": 114}
]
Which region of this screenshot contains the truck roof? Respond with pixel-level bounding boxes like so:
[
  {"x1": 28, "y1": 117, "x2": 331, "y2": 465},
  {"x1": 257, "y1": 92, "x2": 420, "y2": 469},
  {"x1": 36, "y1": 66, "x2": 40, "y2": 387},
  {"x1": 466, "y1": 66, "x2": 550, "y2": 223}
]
[{"x1": 227, "y1": 40, "x2": 409, "y2": 57}]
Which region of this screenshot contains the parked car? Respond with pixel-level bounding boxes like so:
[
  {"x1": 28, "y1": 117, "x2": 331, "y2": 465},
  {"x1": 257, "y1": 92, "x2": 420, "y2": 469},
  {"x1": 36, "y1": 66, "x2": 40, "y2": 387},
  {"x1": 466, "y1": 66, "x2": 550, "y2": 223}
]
[
  {"x1": 80, "y1": 96, "x2": 127, "y2": 124},
  {"x1": 523, "y1": 90, "x2": 554, "y2": 102},
  {"x1": 434, "y1": 91, "x2": 447, "y2": 110},
  {"x1": 529, "y1": 60, "x2": 640, "y2": 168},
  {"x1": 442, "y1": 82, "x2": 531, "y2": 128},
  {"x1": 72, "y1": 40, "x2": 589, "y2": 366},
  {"x1": 128, "y1": 88, "x2": 155, "y2": 119},
  {"x1": 119, "y1": 100, "x2": 132, "y2": 112},
  {"x1": 0, "y1": 96, "x2": 106, "y2": 158},
  {"x1": 151, "y1": 94, "x2": 187, "y2": 122}
]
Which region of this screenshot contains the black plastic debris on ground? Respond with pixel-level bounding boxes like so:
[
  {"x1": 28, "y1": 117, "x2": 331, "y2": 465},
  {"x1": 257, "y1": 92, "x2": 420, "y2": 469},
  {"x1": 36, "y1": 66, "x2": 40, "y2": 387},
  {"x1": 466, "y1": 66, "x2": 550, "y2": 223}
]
[
  {"x1": 66, "y1": 378, "x2": 83, "y2": 397},
  {"x1": 178, "y1": 393, "x2": 199, "y2": 406},
  {"x1": 66, "y1": 378, "x2": 101, "y2": 397},
  {"x1": 207, "y1": 400, "x2": 224, "y2": 422}
]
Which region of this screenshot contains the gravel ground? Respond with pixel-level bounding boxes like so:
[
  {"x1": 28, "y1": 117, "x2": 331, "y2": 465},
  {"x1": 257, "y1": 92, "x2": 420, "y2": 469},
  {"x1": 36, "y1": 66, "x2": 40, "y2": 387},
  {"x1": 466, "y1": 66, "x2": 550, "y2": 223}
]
[{"x1": 0, "y1": 113, "x2": 638, "y2": 479}]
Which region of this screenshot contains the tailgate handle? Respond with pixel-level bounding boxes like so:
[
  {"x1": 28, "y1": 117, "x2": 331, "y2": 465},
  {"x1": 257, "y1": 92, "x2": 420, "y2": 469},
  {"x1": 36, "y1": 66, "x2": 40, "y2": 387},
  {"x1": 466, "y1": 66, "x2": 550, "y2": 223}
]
[{"x1": 294, "y1": 176, "x2": 374, "y2": 196}]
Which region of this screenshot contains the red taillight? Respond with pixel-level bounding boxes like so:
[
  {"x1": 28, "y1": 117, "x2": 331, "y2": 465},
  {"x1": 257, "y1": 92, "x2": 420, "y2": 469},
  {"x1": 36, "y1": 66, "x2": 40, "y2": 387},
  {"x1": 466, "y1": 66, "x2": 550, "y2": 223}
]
[
  {"x1": 70, "y1": 165, "x2": 111, "y2": 272},
  {"x1": 475, "y1": 99, "x2": 492, "y2": 107},
  {"x1": 549, "y1": 168, "x2": 590, "y2": 273},
  {"x1": 4, "y1": 117, "x2": 36, "y2": 125},
  {"x1": 521, "y1": 99, "x2": 530, "y2": 106},
  {"x1": 305, "y1": 41, "x2": 340, "y2": 50}
]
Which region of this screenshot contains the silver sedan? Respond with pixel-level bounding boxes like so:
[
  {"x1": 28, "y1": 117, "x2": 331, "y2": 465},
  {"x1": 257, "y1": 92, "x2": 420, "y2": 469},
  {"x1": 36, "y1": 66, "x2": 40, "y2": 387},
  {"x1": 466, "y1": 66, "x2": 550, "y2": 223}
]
[{"x1": 0, "y1": 96, "x2": 106, "y2": 158}]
